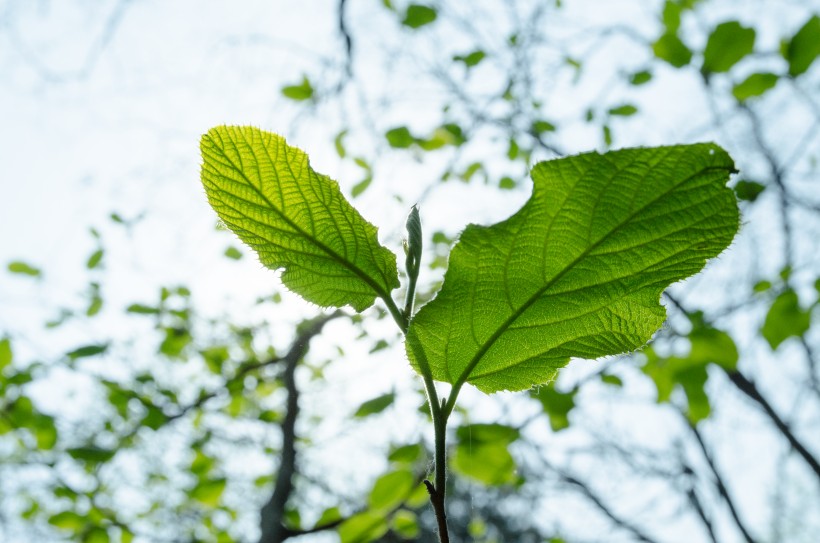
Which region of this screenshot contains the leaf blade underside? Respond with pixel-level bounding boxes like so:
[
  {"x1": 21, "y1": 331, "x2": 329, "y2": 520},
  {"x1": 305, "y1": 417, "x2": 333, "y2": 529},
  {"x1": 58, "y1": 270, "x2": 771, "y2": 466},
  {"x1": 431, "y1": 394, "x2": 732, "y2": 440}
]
[
  {"x1": 200, "y1": 126, "x2": 399, "y2": 311},
  {"x1": 407, "y1": 144, "x2": 739, "y2": 393}
]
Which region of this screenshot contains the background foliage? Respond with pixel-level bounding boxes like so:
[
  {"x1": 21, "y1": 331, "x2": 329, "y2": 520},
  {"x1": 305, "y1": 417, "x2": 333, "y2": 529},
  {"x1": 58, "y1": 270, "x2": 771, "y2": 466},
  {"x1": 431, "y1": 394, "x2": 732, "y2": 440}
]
[{"x1": 1, "y1": 0, "x2": 819, "y2": 542}]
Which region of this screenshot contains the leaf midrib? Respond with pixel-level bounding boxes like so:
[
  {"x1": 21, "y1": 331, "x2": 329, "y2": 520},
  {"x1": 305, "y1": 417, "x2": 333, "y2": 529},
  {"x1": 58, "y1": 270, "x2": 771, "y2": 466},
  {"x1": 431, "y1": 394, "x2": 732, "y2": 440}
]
[
  {"x1": 205, "y1": 132, "x2": 393, "y2": 304},
  {"x1": 450, "y1": 163, "x2": 730, "y2": 390}
]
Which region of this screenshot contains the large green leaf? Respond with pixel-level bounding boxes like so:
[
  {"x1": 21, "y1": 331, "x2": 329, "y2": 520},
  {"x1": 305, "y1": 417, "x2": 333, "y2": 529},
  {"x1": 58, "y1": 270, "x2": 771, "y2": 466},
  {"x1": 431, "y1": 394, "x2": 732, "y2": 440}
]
[
  {"x1": 200, "y1": 126, "x2": 399, "y2": 311},
  {"x1": 407, "y1": 144, "x2": 738, "y2": 393}
]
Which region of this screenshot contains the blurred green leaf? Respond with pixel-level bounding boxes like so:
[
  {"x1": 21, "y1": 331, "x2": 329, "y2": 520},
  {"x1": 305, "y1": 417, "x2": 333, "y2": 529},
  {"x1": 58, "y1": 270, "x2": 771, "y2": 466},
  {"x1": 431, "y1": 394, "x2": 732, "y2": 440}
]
[
  {"x1": 354, "y1": 392, "x2": 395, "y2": 417},
  {"x1": 702, "y1": 21, "x2": 755, "y2": 74},
  {"x1": 734, "y1": 180, "x2": 766, "y2": 201},
  {"x1": 0, "y1": 338, "x2": 12, "y2": 372},
  {"x1": 452, "y1": 441, "x2": 517, "y2": 485},
  {"x1": 368, "y1": 469, "x2": 415, "y2": 512},
  {"x1": 531, "y1": 385, "x2": 577, "y2": 431},
  {"x1": 629, "y1": 70, "x2": 653, "y2": 85},
  {"x1": 531, "y1": 120, "x2": 557, "y2": 134},
  {"x1": 785, "y1": 15, "x2": 820, "y2": 77},
  {"x1": 653, "y1": 33, "x2": 692, "y2": 67},
  {"x1": 454, "y1": 50, "x2": 486, "y2": 67},
  {"x1": 334, "y1": 130, "x2": 348, "y2": 158},
  {"x1": 761, "y1": 290, "x2": 810, "y2": 349},
  {"x1": 126, "y1": 303, "x2": 160, "y2": 315},
  {"x1": 315, "y1": 507, "x2": 343, "y2": 528},
  {"x1": 732, "y1": 73, "x2": 778, "y2": 102},
  {"x1": 338, "y1": 512, "x2": 388, "y2": 543},
  {"x1": 68, "y1": 446, "x2": 116, "y2": 464},
  {"x1": 48, "y1": 510, "x2": 87, "y2": 531},
  {"x1": 388, "y1": 443, "x2": 423, "y2": 464},
  {"x1": 86, "y1": 248, "x2": 104, "y2": 269},
  {"x1": 191, "y1": 477, "x2": 227, "y2": 507},
  {"x1": 281, "y1": 76, "x2": 314, "y2": 101},
  {"x1": 7, "y1": 261, "x2": 41, "y2": 277},
  {"x1": 385, "y1": 127, "x2": 415, "y2": 148},
  {"x1": 224, "y1": 246, "x2": 242, "y2": 260},
  {"x1": 67, "y1": 344, "x2": 108, "y2": 360},
  {"x1": 402, "y1": 5, "x2": 437, "y2": 29},
  {"x1": 608, "y1": 104, "x2": 638, "y2": 116},
  {"x1": 662, "y1": 1, "x2": 682, "y2": 33},
  {"x1": 391, "y1": 510, "x2": 420, "y2": 539}
]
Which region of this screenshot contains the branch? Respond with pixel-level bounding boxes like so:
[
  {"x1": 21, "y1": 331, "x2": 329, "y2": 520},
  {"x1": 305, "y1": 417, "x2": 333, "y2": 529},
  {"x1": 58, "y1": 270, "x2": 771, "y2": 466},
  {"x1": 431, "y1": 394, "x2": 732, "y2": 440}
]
[
  {"x1": 258, "y1": 312, "x2": 343, "y2": 543},
  {"x1": 726, "y1": 370, "x2": 820, "y2": 480},
  {"x1": 686, "y1": 420, "x2": 758, "y2": 543}
]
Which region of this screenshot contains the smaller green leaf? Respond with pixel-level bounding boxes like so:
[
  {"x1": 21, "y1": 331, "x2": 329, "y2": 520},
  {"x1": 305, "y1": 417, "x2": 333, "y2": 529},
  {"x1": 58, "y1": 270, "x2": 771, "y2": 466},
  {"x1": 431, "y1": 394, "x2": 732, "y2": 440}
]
[
  {"x1": 84, "y1": 526, "x2": 110, "y2": 543},
  {"x1": 761, "y1": 290, "x2": 810, "y2": 349},
  {"x1": 191, "y1": 477, "x2": 227, "y2": 507},
  {"x1": 315, "y1": 507, "x2": 343, "y2": 528},
  {"x1": 354, "y1": 392, "x2": 395, "y2": 417},
  {"x1": 49, "y1": 511, "x2": 87, "y2": 531},
  {"x1": 531, "y1": 120, "x2": 557, "y2": 134},
  {"x1": 86, "y1": 249, "x2": 104, "y2": 269},
  {"x1": 653, "y1": 33, "x2": 692, "y2": 67},
  {"x1": 33, "y1": 414, "x2": 58, "y2": 449},
  {"x1": 126, "y1": 303, "x2": 160, "y2": 315},
  {"x1": 454, "y1": 50, "x2": 486, "y2": 67},
  {"x1": 338, "y1": 512, "x2": 389, "y2": 543},
  {"x1": 629, "y1": 70, "x2": 653, "y2": 85},
  {"x1": 0, "y1": 338, "x2": 12, "y2": 372},
  {"x1": 368, "y1": 469, "x2": 415, "y2": 512},
  {"x1": 452, "y1": 441, "x2": 517, "y2": 486},
  {"x1": 785, "y1": 15, "x2": 820, "y2": 77},
  {"x1": 608, "y1": 104, "x2": 638, "y2": 117},
  {"x1": 689, "y1": 326, "x2": 738, "y2": 370},
  {"x1": 351, "y1": 177, "x2": 373, "y2": 197},
  {"x1": 702, "y1": 21, "x2": 755, "y2": 74},
  {"x1": 402, "y1": 4, "x2": 437, "y2": 29},
  {"x1": 601, "y1": 374, "x2": 623, "y2": 387},
  {"x1": 334, "y1": 130, "x2": 348, "y2": 158},
  {"x1": 753, "y1": 280, "x2": 772, "y2": 293},
  {"x1": 602, "y1": 124, "x2": 612, "y2": 146},
  {"x1": 281, "y1": 76, "x2": 314, "y2": 101},
  {"x1": 734, "y1": 180, "x2": 766, "y2": 202},
  {"x1": 7, "y1": 261, "x2": 41, "y2": 277},
  {"x1": 499, "y1": 177, "x2": 516, "y2": 190},
  {"x1": 732, "y1": 73, "x2": 778, "y2": 102},
  {"x1": 391, "y1": 510, "x2": 420, "y2": 539},
  {"x1": 224, "y1": 246, "x2": 242, "y2": 260},
  {"x1": 68, "y1": 446, "x2": 116, "y2": 464},
  {"x1": 531, "y1": 385, "x2": 577, "y2": 431},
  {"x1": 67, "y1": 344, "x2": 108, "y2": 360},
  {"x1": 385, "y1": 127, "x2": 415, "y2": 148},
  {"x1": 455, "y1": 423, "x2": 519, "y2": 445},
  {"x1": 86, "y1": 295, "x2": 103, "y2": 317},
  {"x1": 662, "y1": 1, "x2": 682, "y2": 34},
  {"x1": 159, "y1": 327, "x2": 191, "y2": 358},
  {"x1": 388, "y1": 443, "x2": 423, "y2": 464}
]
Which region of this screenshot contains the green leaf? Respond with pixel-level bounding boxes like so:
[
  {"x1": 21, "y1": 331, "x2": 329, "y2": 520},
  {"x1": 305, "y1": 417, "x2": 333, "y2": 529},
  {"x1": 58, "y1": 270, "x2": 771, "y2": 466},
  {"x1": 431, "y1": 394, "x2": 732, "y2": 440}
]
[
  {"x1": 785, "y1": 15, "x2": 820, "y2": 77},
  {"x1": 334, "y1": 130, "x2": 348, "y2": 158},
  {"x1": 338, "y1": 512, "x2": 388, "y2": 543},
  {"x1": 388, "y1": 443, "x2": 423, "y2": 464},
  {"x1": 732, "y1": 73, "x2": 778, "y2": 102},
  {"x1": 200, "y1": 126, "x2": 399, "y2": 311},
  {"x1": 452, "y1": 441, "x2": 517, "y2": 485},
  {"x1": 391, "y1": 510, "x2": 420, "y2": 539},
  {"x1": 86, "y1": 248, "x2": 104, "y2": 269},
  {"x1": 281, "y1": 76, "x2": 314, "y2": 101},
  {"x1": 49, "y1": 510, "x2": 87, "y2": 531},
  {"x1": 608, "y1": 104, "x2": 638, "y2": 117},
  {"x1": 454, "y1": 50, "x2": 486, "y2": 67},
  {"x1": 761, "y1": 290, "x2": 811, "y2": 349},
  {"x1": 531, "y1": 385, "x2": 577, "y2": 431},
  {"x1": 368, "y1": 469, "x2": 415, "y2": 512},
  {"x1": 7, "y1": 260, "x2": 41, "y2": 277},
  {"x1": 734, "y1": 180, "x2": 765, "y2": 202},
  {"x1": 702, "y1": 21, "x2": 756, "y2": 74},
  {"x1": 662, "y1": 1, "x2": 682, "y2": 34},
  {"x1": 0, "y1": 338, "x2": 12, "y2": 372},
  {"x1": 629, "y1": 70, "x2": 653, "y2": 85},
  {"x1": 191, "y1": 477, "x2": 227, "y2": 507},
  {"x1": 385, "y1": 126, "x2": 415, "y2": 149},
  {"x1": 531, "y1": 120, "x2": 557, "y2": 135},
  {"x1": 126, "y1": 303, "x2": 160, "y2": 315},
  {"x1": 402, "y1": 4, "x2": 437, "y2": 29},
  {"x1": 67, "y1": 344, "x2": 108, "y2": 360},
  {"x1": 224, "y1": 246, "x2": 243, "y2": 260},
  {"x1": 68, "y1": 446, "x2": 117, "y2": 464},
  {"x1": 315, "y1": 506, "x2": 343, "y2": 528},
  {"x1": 407, "y1": 144, "x2": 738, "y2": 393},
  {"x1": 689, "y1": 326, "x2": 738, "y2": 370},
  {"x1": 653, "y1": 33, "x2": 692, "y2": 67},
  {"x1": 353, "y1": 392, "x2": 395, "y2": 417}
]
